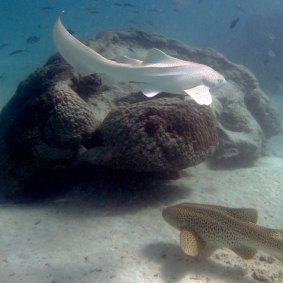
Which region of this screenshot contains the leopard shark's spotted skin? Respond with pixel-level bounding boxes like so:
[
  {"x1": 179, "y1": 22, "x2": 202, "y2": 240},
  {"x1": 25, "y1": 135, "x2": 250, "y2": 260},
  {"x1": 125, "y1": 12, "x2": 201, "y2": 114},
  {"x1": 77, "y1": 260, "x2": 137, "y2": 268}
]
[{"x1": 162, "y1": 203, "x2": 283, "y2": 262}]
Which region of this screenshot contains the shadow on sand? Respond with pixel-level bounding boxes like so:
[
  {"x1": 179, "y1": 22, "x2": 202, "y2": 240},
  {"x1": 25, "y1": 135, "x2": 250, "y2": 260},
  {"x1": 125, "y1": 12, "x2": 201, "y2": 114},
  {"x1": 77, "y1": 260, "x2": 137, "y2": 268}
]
[
  {"x1": 0, "y1": 164, "x2": 192, "y2": 217},
  {"x1": 142, "y1": 242, "x2": 256, "y2": 283}
]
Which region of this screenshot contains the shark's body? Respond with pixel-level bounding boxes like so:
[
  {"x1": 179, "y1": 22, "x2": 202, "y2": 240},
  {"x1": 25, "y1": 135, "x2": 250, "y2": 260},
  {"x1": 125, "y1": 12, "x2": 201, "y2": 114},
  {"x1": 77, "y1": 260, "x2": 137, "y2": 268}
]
[
  {"x1": 52, "y1": 16, "x2": 226, "y2": 105},
  {"x1": 162, "y1": 203, "x2": 283, "y2": 262}
]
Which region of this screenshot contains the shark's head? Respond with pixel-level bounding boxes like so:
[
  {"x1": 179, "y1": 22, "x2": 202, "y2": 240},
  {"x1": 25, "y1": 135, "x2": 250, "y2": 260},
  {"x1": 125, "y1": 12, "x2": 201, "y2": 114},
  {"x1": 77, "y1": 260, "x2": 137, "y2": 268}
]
[
  {"x1": 202, "y1": 67, "x2": 226, "y2": 90},
  {"x1": 162, "y1": 204, "x2": 190, "y2": 230}
]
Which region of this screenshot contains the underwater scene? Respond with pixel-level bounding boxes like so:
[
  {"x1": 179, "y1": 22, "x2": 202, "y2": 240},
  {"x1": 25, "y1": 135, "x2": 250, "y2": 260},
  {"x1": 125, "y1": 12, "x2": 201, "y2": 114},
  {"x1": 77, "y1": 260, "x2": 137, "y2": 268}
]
[{"x1": 0, "y1": 0, "x2": 283, "y2": 282}]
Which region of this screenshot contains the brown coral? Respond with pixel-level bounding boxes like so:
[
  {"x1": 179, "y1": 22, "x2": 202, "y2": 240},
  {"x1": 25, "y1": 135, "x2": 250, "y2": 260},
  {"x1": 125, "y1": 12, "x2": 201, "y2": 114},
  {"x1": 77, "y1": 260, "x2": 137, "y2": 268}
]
[
  {"x1": 0, "y1": 56, "x2": 99, "y2": 195},
  {"x1": 82, "y1": 98, "x2": 218, "y2": 172}
]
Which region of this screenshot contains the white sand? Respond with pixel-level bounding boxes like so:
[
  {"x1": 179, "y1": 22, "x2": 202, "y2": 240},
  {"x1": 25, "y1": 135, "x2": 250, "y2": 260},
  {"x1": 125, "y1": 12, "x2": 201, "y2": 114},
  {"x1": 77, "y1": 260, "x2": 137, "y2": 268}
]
[{"x1": 0, "y1": 155, "x2": 283, "y2": 283}]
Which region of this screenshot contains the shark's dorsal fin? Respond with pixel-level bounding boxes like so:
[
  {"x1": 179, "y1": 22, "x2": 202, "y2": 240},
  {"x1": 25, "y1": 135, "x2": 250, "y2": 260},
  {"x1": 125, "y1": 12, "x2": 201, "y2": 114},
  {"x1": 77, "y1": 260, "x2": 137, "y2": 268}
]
[
  {"x1": 227, "y1": 208, "x2": 258, "y2": 224},
  {"x1": 180, "y1": 229, "x2": 206, "y2": 256},
  {"x1": 143, "y1": 48, "x2": 181, "y2": 65},
  {"x1": 117, "y1": 55, "x2": 142, "y2": 66}
]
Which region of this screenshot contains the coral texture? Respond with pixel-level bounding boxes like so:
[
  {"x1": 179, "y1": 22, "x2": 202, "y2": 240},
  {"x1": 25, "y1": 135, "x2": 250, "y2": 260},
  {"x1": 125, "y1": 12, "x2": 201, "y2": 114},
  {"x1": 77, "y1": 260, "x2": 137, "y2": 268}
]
[
  {"x1": 82, "y1": 98, "x2": 218, "y2": 172},
  {"x1": 0, "y1": 55, "x2": 99, "y2": 195}
]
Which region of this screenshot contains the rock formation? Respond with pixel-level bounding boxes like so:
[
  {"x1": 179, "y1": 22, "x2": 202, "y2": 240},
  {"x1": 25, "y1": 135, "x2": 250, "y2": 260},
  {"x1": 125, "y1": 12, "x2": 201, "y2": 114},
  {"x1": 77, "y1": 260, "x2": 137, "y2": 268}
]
[
  {"x1": 0, "y1": 29, "x2": 280, "y2": 195},
  {"x1": 82, "y1": 98, "x2": 217, "y2": 172}
]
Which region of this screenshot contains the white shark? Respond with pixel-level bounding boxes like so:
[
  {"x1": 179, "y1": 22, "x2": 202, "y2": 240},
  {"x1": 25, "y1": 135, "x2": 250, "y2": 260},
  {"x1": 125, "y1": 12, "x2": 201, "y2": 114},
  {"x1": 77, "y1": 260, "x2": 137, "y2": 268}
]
[{"x1": 52, "y1": 15, "x2": 226, "y2": 105}]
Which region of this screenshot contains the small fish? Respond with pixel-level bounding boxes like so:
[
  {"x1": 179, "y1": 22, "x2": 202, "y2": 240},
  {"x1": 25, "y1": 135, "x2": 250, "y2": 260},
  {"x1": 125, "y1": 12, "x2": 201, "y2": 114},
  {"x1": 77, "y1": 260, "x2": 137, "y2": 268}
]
[
  {"x1": 0, "y1": 43, "x2": 8, "y2": 49},
  {"x1": 163, "y1": 203, "x2": 283, "y2": 262},
  {"x1": 9, "y1": 49, "x2": 29, "y2": 56},
  {"x1": 40, "y1": 6, "x2": 53, "y2": 11},
  {"x1": 89, "y1": 10, "x2": 99, "y2": 14},
  {"x1": 85, "y1": 7, "x2": 100, "y2": 14},
  {"x1": 113, "y1": 2, "x2": 136, "y2": 8},
  {"x1": 34, "y1": 220, "x2": 41, "y2": 225},
  {"x1": 53, "y1": 16, "x2": 226, "y2": 105},
  {"x1": 26, "y1": 36, "x2": 40, "y2": 44},
  {"x1": 149, "y1": 8, "x2": 163, "y2": 13},
  {"x1": 127, "y1": 20, "x2": 139, "y2": 26},
  {"x1": 236, "y1": 5, "x2": 246, "y2": 13},
  {"x1": 229, "y1": 17, "x2": 240, "y2": 29}
]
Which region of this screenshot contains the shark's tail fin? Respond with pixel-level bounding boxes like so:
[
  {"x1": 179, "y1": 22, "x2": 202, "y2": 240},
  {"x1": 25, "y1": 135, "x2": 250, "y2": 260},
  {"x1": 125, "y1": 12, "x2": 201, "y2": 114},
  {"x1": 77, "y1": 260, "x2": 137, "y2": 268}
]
[
  {"x1": 257, "y1": 225, "x2": 283, "y2": 262},
  {"x1": 52, "y1": 14, "x2": 111, "y2": 76}
]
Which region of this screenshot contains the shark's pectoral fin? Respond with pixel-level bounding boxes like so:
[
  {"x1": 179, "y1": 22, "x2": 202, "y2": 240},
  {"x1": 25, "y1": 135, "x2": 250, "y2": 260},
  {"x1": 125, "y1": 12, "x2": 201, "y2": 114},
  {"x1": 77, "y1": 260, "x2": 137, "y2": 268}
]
[
  {"x1": 180, "y1": 229, "x2": 206, "y2": 256},
  {"x1": 142, "y1": 90, "x2": 160, "y2": 98},
  {"x1": 184, "y1": 85, "x2": 212, "y2": 105},
  {"x1": 231, "y1": 246, "x2": 257, "y2": 260},
  {"x1": 130, "y1": 81, "x2": 160, "y2": 97}
]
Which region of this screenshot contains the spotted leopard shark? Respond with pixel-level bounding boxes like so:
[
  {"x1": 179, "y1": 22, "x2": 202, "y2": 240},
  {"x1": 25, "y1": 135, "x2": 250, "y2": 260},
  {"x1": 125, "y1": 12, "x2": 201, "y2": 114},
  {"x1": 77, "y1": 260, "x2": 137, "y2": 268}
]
[
  {"x1": 162, "y1": 203, "x2": 283, "y2": 262},
  {"x1": 52, "y1": 14, "x2": 226, "y2": 105}
]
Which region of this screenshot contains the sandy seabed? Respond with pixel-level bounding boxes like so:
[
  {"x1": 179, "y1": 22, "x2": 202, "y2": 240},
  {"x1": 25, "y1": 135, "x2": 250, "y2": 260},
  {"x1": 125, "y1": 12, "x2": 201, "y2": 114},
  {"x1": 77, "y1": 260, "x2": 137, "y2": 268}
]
[{"x1": 0, "y1": 154, "x2": 282, "y2": 283}]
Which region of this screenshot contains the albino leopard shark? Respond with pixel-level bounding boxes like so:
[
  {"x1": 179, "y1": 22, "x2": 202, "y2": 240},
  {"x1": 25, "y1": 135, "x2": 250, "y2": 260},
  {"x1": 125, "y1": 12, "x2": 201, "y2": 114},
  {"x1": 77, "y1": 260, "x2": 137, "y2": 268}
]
[
  {"x1": 52, "y1": 15, "x2": 226, "y2": 105},
  {"x1": 162, "y1": 203, "x2": 283, "y2": 262}
]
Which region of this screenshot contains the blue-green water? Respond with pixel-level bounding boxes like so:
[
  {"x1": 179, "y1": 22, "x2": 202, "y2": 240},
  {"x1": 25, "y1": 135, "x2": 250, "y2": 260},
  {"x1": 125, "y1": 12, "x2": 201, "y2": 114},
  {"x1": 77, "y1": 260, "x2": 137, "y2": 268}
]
[
  {"x1": 0, "y1": 1, "x2": 282, "y2": 282},
  {"x1": 1, "y1": 0, "x2": 283, "y2": 106}
]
